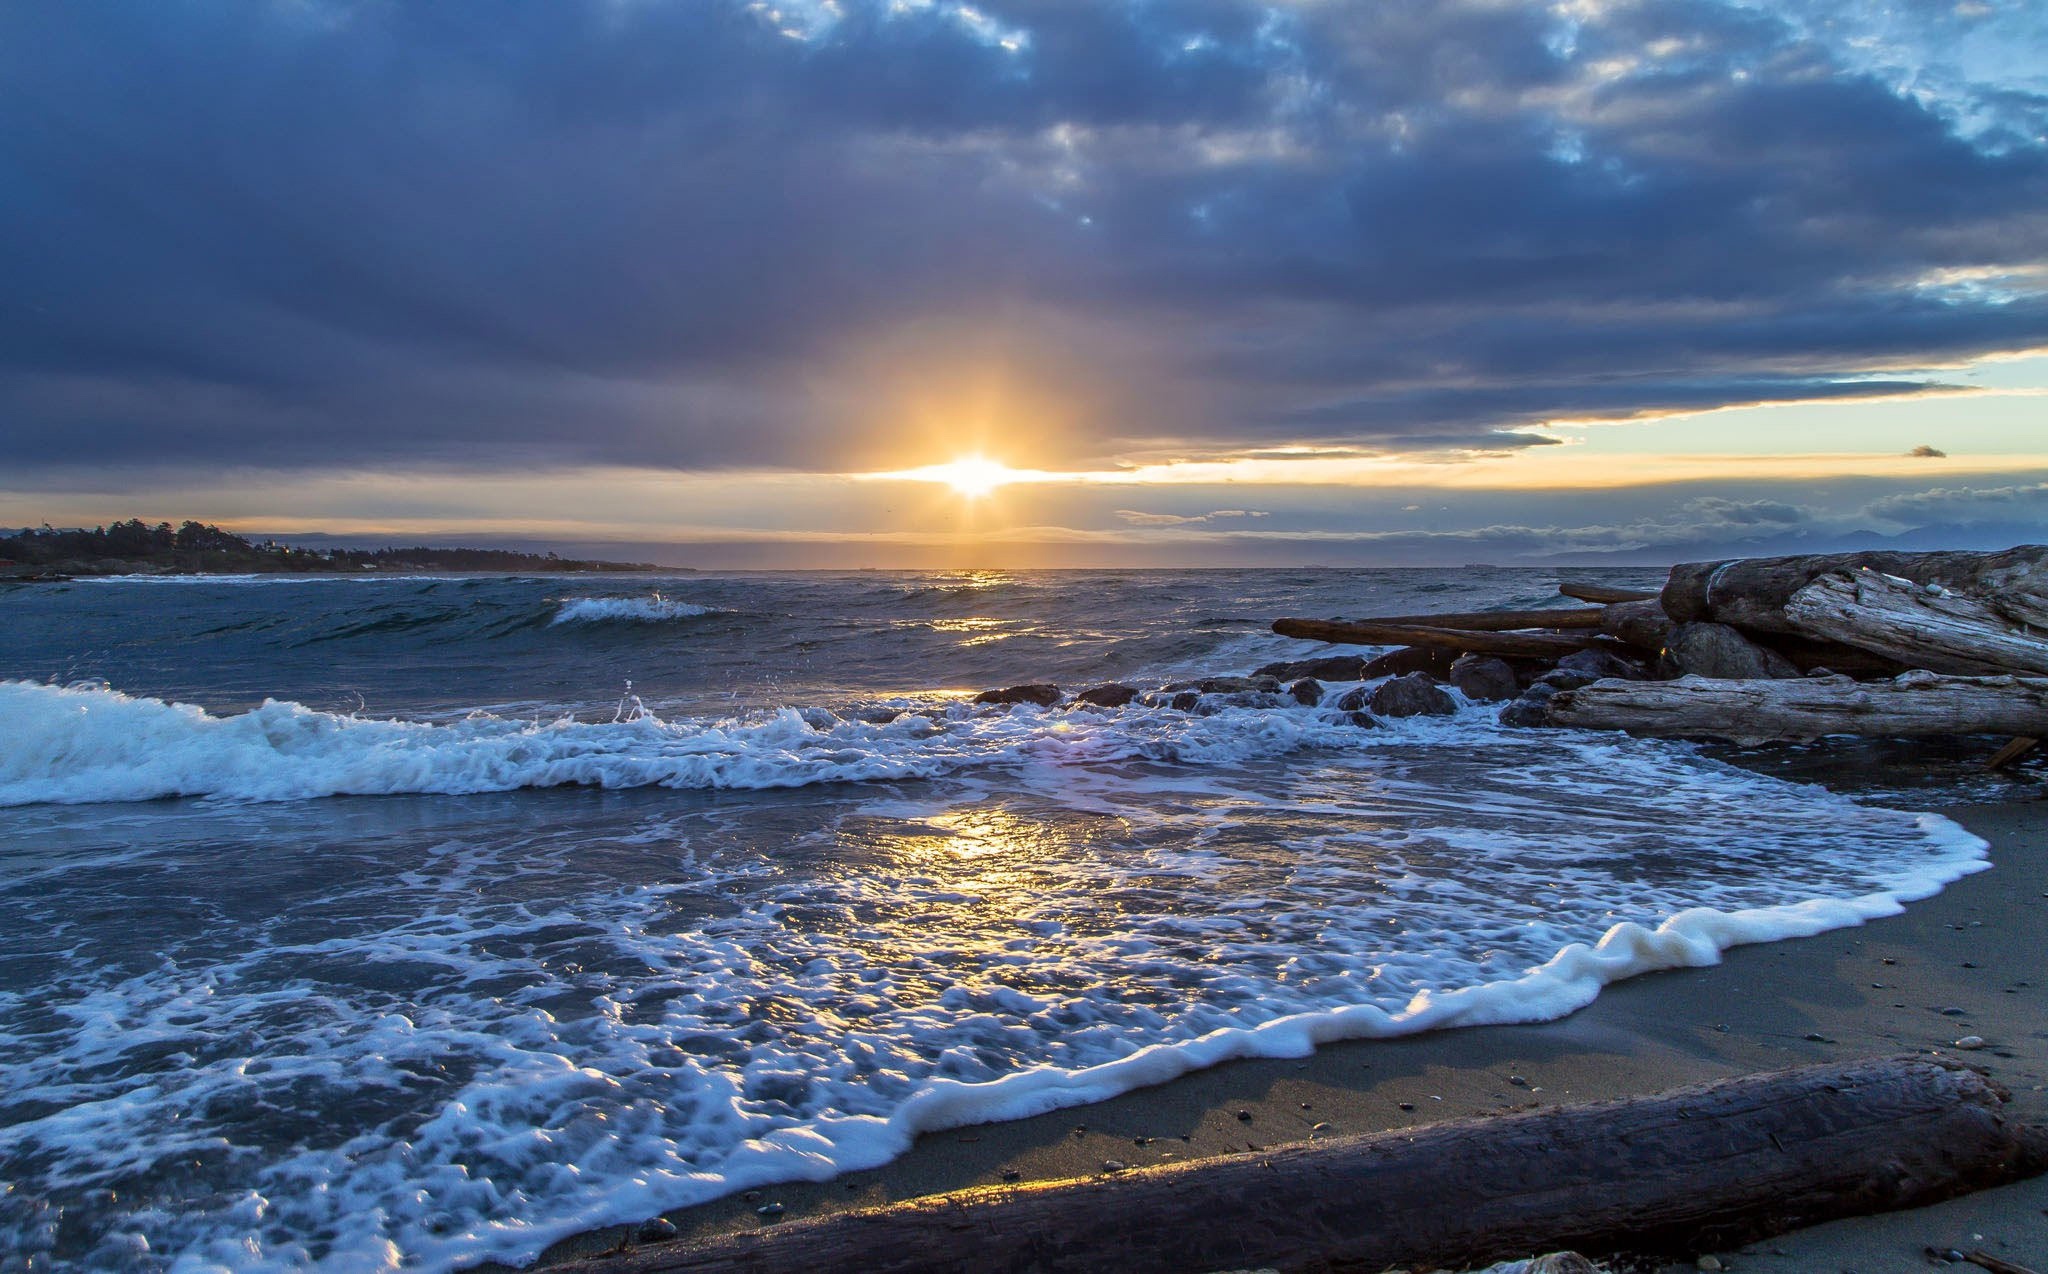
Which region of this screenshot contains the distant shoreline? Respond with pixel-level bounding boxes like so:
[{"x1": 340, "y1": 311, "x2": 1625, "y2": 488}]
[{"x1": 1, "y1": 518, "x2": 663, "y2": 580}]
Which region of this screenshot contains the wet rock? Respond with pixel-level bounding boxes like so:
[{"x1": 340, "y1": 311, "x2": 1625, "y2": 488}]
[
  {"x1": 1555, "y1": 648, "x2": 1643, "y2": 681},
  {"x1": 798, "y1": 706, "x2": 841, "y2": 729},
  {"x1": 1100, "y1": 1159, "x2": 1127, "y2": 1172},
  {"x1": 853, "y1": 706, "x2": 902, "y2": 724},
  {"x1": 1288, "y1": 677, "x2": 1324, "y2": 706},
  {"x1": 1075, "y1": 683, "x2": 1138, "y2": 707},
  {"x1": 1360, "y1": 645, "x2": 1459, "y2": 680},
  {"x1": 1695, "y1": 1257, "x2": 1724, "y2": 1272},
  {"x1": 637, "y1": 1218, "x2": 679, "y2": 1242},
  {"x1": 1448, "y1": 655, "x2": 1519, "y2": 702},
  {"x1": 755, "y1": 1202, "x2": 785, "y2": 1218},
  {"x1": 1661, "y1": 622, "x2": 1800, "y2": 680},
  {"x1": 1602, "y1": 597, "x2": 1676, "y2": 651},
  {"x1": 1346, "y1": 710, "x2": 1381, "y2": 728},
  {"x1": 1369, "y1": 672, "x2": 1458, "y2": 717},
  {"x1": 1193, "y1": 691, "x2": 1290, "y2": 715},
  {"x1": 1535, "y1": 668, "x2": 1600, "y2": 692},
  {"x1": 1000, "y1": 1169, "x2": 1020, "y2": 1182},
  {"x1": 1499, "y1": 682, "x2": 1560, "y2": 729},
  {"x1": 1334, "y1": 686, "x2": 1371, "y2": 712},
  {"x1": 1955, "y1": 1035, "x2": 1988, "y2": 1049},
  {"x1": 975, "y1": 683, "x2": 1062, "y2": 707},
  {"x1": 1256, "y1": 656, "x2": 1369, "y2": 682},
  {"x1": 1170, "y1": 689, "x2": 1201, "y2": 711},
  {"x1": 1235, "y1": 1109, "x2": 1253, "y2": 1121}
]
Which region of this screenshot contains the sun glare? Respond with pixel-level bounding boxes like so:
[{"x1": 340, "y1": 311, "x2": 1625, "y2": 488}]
[{"x1": 923, "y1": 457, "x2": 1017, "y2": 498}]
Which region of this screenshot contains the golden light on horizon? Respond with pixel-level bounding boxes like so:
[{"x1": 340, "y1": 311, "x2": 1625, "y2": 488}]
[{"x1": 887, "y1": 457, "x2": 1029, "y2": 498}]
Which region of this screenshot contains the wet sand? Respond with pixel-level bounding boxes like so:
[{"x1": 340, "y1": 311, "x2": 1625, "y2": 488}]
[{"x1": 542, "y1": 796, "x2": 2048, "y2": 1273}]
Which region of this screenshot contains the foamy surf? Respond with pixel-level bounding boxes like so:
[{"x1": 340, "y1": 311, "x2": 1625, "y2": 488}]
[
  {"x1": 551, "y1": 593, "x2": 720, "y2": 625},
  {"x1": 0, "y1": 675, "x2": 1990, "y2": 1271}
]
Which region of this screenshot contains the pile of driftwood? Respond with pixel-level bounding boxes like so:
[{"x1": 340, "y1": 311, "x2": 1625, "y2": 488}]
[{"x1": 1271, "y1": 545, "x2": 2048, "y2": 761}]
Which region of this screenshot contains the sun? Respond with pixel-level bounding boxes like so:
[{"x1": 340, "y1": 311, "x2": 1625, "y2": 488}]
[{"x1": 923, "y1": 457, "x2": 1016, "y2": 498}]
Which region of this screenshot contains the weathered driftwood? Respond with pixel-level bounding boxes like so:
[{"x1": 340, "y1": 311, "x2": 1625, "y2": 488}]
[
  {"x1": 1271, "y1": 618, "x2": 1617, "y2": 658},
  {"x1": 1784, "y1": 571, "x2": 2048, "y2": 677},
  {"x1": 1559, "y1": 581, "x2": 1658, "y2": 604},
  {"x1": 1339, "y1": 606, "x2": 1607, "y2": 631},
  {"x1": 1549, "y1": 671, "x2": 2048, "y2": 745},
  {"x1": 1988, "y1": 737, "x2": 2040, "y2": 769},
  {"x1": 1662, "y1": 546, "x2": 2048, "y2": 635},
  {"x1": 581, "y1": 1057, "x2": 2048, "y2": 1274}
]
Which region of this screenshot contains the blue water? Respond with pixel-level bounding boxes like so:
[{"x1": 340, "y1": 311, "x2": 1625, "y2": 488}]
[{"x1": 0, "y1": 570, "x2": 1989, "y2": 1271}]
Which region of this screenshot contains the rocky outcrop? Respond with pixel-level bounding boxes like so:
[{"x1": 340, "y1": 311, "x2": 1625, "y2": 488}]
[
  {"x1": 1660, "y1": 623, "x2": 1800, "y2": 680},
  {"x1": 1369, "y1": 673, "x2": 1458, "y2": 717},
  {"x1": 1448, "y1": 655, "x2": 1519, "y2": 702},
  {"x1": 975, "y1": 683, "x2": 1062, "y2": 707}
]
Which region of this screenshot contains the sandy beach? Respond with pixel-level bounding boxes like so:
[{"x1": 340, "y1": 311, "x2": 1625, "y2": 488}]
[{"x1": 538, "y1": 792, "x2": 2047, "y2": 1273}]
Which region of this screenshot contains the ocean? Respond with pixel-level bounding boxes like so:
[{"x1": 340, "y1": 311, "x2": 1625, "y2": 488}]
[{"x1": 0, "y1": 569, "x2": 1991, "y2": 1271}]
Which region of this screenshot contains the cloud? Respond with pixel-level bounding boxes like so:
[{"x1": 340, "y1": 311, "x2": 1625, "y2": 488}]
[
  {"x1": 1865, "y1": 481, "x2": 2048, "y2": 524},
  {"x1": 1909, "y1": 444, "x2": 1949, "y2": 457},
  {"x1": 1114, "y1": 508, "x2": 1269, "y2": 526},
  {"x1": 1, "y1": 0, "x2": 2045, "y2": 476}
]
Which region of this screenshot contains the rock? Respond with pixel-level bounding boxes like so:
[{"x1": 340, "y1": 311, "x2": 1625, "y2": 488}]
[
  {"x1": 1235, "y1": 1109, "x2": 1253, "y2": 1121},
  {"x1": 1370, "y1": 673, "x2": 1458, "y2": 717},
  {"x1": 1193, "y1": 691, "x2": 1290, "y2": 715},
  {"x1": 637, "y1": 1218, "x2": 679, "y2": 1242},
  {"x1": 1954, "y1": 1035, "x2": 1988, "y2": 1049},
  {"x1": 1170, "y1": 690, "x2": 1200, "y2": 712},
  {"x1": 1536, "y1": 668, "x2": 1600, "y2": 692},
  {"x1": 1360, "y1": 645, "x2": 1459, "y2": 680},
  {"x1": 1555, "y1": 648, "x2": 1642, "y2": 681},
  {"x1": 1288, "y1": 677, "x2": 1324, "y2": 706},
  {"x1": 1346, "y1": 710, "x2": 1381, "y2": 728},
  {"x1": 1202, "y1": 675, "x2": 1283, "y2": 694},
  {"x1": 1602, "y1": 597, "x2": 1676, "y2": 651},
  {"x1": 798, "y1": 706, "x2": 840, "y2": 729},
  {"x1": 1695, "y1": 1256, "x2": 1724, "y2": 1272},
  {"x1": 1075, "y1": 683, "x2": 1137, "y2": 707},
  {"x1": 1255, "y1": 655, "x2": 1369, "y2": 681},
  {"x1": 975, "y1": 683, "x2": 1061, "y2": 707},
  {"x1": 1000, "y1": 1169, "x2": 1020, "y2": 1182},
  {"x1": 1448, "y1": 655, "x2": 1520, "y2": 702},
  {"x1": 1524, "y1": 1256, "x2": 1600, "y2": 1274},
  {"x1": 1335, "y1": 686, "x2": 1372, "y2": 712},
  {"x1": 756, "y1": 1202, "x2": 785, "y2": 1218},
  {"x1": 853, "y1": 706, "x2": 902, "y2": 724},
  {"x1": 1499, "y1": 683, "x2": 1560, "y2": 728},
  {"x1": 1661, "y1": 622, "x2": 1800, "y2": 680}
]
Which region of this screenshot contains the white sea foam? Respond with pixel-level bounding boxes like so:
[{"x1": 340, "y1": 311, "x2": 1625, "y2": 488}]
[
  {"x1": 0, "y1": 678, "x2": 1377, "y2": 806},
  {"x1": 550, "y1": 593, "x2": 719, "y2": 625},
  {"x1": 0, "y1": 675, "x2": 1994, "y2": 1272}
]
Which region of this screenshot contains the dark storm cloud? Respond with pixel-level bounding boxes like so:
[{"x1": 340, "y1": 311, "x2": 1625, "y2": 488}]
[{"x1": 2, "y1": 0, "x2": 2045, "y2": 471}]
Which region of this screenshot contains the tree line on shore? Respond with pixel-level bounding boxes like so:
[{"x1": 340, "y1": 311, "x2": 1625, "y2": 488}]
[{"x1": 1, "y1": 519, "x2": 655, "y2": 576}]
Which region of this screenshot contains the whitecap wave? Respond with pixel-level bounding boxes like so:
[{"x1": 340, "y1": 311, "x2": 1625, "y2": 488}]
[
  {"x1": 550, "y1": 594, "x2": 720, "y2": 625},
  {"x1": 0, "y1": 678, "x2": 1377, "y2": 806}
]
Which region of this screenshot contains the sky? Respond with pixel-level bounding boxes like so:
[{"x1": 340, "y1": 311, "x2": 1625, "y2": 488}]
[{"x1": 2, "y1": 0, "x2": 2046, "y2": 567}]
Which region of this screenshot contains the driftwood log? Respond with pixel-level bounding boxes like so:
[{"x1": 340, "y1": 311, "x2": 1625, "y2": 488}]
[
  {"x1": 1559, "y1": 581, "x2": 1658, "y2": 604},
  {"x1": 1784, "y1": 571, "x2": 2048, "y2": 677},
  {"x1": 1271, "y1": 618, "x2": 1619, "y2": 658},
  {"x1": 1328, "y1": 606, "x2": 1608, "y2": 631},
  {"x1": 1662, "y1": 546, "x2": 2048, "y2": 636},
  {"x1": 1549, "y1": 671, "x2": 2048, "y2": 744},
  {"x1": 580, "y1": 1057, "x2": 2047, "y2": 1274}
]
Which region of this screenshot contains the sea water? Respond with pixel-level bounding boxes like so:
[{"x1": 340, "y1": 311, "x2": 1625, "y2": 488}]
[{"x1": 0, "y1": 569, "x2": 1991, "y2": 1271}]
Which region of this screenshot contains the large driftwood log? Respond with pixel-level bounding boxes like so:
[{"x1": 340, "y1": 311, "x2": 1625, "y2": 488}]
[
  {"x1": 581, "y1": 1057, "x2": 2047, "y2": 1274},
  {"x1": 1559, "y1": 581, "x2": 1658, "y2": 604},
  {"x1": 1662, "y1": 546, "x2": 2048, "y2": 635},
  {"x1": 1271, "y1": 618, "x2": 1618, "y2": 658},
  {"x1": 1784, "y1": 571, "x2": 2048, "y2": 676},
  {"x1": 1549, "y1": 671, "x2": 2048, "y2": 744},
  {"x1": 1336, "y1": 606, "x2": 1608, "y2": 631}
]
